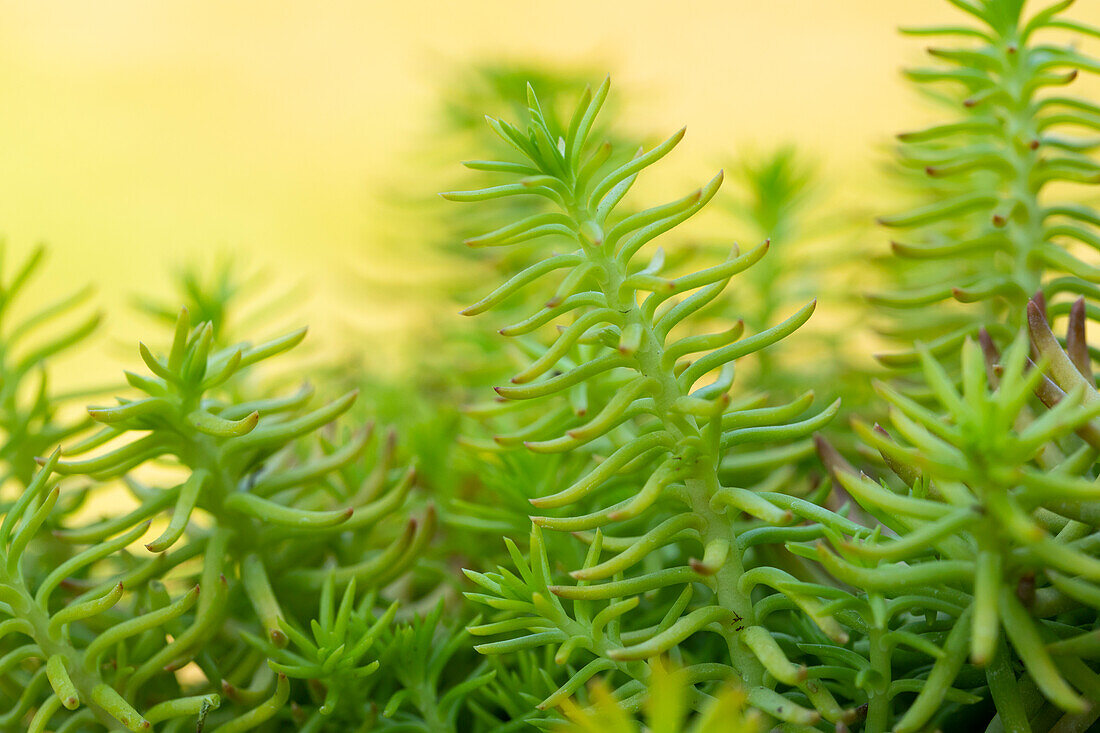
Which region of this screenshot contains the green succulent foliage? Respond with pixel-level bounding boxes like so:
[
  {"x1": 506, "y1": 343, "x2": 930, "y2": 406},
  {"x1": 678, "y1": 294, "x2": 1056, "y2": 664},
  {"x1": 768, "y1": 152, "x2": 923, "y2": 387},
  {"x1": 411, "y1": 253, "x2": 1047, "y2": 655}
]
[
  {"x1": 464, "y1": 525, "x2": 738, "y2": 718},
  {"x1": 241, "y1": 577, "x2": 398, "y2": 725},
  {"x1": 0, "y1": 306, "x2": 429, "y2": 731},
  {"x1": 357, "y1": 601, "x2": 497, "y2": 731},
  {"x1": 438, "y1": 64, "x2": 620, "y2": 141},
  {"x1": 727, "y1": 147, "x2": 819, "y2": 341},
  {"x1": 11, "y1": 1, "x2": 1100, "y2": 730},
  {"x1": 0, "y1": 246, "x2": 107, "y2": 658},
  {"x1": 555, "y1": 657, "x2": 763, "y2": 733},
  {"x1": 817, "y1": 321, "x2": 1100, "y2": 731},
  {"x1": 0, "y1": 452, "x2": 209, "y2": 733},
  {"x1": 360, "y1": 62, "x2": 638, "y2": 546},
  {"x1": 875, "y1": 0, "x2": 1100, "y2": 366},
  {"x1": 468, "y1": 648, "x2": 579, "y2": 731},
  {"x1": 350, "y1": 66, "x2": 644, "y2": 733},
  {"x1": 444, "y1": 79, "x2": 888, "y2": 727},
  {"x1": 133, "y1": 260, "x2": 311, "y2": 407},
  {"x1": 721, "y1": 146, "x2": 879, "y2": 461},
  {"x1": 134, "y1": 259, "x2": 272, "y2": 348},
  {"x1": 0, "y1": 245, "x2": 100, "y2": 485}
]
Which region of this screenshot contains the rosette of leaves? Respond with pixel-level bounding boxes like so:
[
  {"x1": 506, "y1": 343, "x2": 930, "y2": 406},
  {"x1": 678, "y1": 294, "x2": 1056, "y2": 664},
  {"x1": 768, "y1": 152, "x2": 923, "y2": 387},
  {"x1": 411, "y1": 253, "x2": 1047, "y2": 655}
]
[
  {"x1": 240, "y1": 576, "x2": 398, "y2": 733},
  {"x1": 444, "y1": 79, "x2": 872, "y2": 726},
  {"x1": 875, "y1": 0, "x2": 1100, "y2": 367},
  {"x1": 349, "y1": 601, "x2": 497, "y2": 731},
  {"x1": 0, "y1": 308, "x2": 429, "y2": 730},
  {"x1": 817, "y1": 326, "x2": 1100, "y2": 732}
]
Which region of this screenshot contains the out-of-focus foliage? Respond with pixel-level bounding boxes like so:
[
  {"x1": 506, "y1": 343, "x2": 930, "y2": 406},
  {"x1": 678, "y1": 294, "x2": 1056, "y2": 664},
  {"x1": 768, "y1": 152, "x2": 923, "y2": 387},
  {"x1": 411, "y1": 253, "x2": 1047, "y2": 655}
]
[
  {"x1": 874, "y1": 0, "x2": 1100, "y2": 369},
  {"x1": 555, "y1": 657, "x2": 763, "y2": 733},
  {"x1": 6, "y1": 0, "x2": 1100, "y2": 731},
  {"x1": 0, "y1": 246, "x2": 99, "y2": 485},
  {"x1": 0, "y1": 293, "x2": 432, "y2": 730}
]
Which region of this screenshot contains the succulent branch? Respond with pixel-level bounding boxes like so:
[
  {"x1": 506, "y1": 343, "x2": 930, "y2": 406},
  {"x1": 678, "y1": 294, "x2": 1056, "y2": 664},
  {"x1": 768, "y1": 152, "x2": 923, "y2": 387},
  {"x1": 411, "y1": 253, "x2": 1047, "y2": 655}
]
[
  {"x1": 444, "y1": 79, "x2": 880, "y2": 726},
  {"x1": 0, "y1": 306, "x2": 429, "y2": 730},
  {"x1": 876, "y1": 0, "x2": 1100, "y2": 365}
]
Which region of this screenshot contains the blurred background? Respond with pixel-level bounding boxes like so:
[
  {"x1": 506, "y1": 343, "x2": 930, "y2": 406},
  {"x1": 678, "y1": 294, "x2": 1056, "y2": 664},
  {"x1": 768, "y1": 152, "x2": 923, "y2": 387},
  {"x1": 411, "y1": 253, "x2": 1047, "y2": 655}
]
[{"x1": 3, "y1": 0, "x2": 1100, "y2": 384}]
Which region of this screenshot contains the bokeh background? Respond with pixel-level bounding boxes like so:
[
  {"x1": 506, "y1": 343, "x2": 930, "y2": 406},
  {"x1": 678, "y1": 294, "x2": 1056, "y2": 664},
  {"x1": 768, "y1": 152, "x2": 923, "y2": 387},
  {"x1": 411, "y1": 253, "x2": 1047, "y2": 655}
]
[{"x1": 3, "y1": 0, "x2": 1100, "y2": 383}]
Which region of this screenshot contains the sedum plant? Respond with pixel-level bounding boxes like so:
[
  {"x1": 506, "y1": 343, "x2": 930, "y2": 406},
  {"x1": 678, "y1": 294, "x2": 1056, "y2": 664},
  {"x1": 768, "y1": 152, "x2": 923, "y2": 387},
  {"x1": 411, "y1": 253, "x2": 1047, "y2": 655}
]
[
  {"x1": 818, "y1": 328, "x2": 1100, "y2": 731},
  {"x1": 0, "y1": 307, "x2": 430, "y2": 731},
  {"x1": 875, "y1": 0, "x2": 1100, "y2": 366},
  {"x1": 441, "y1": 1, "x2": 1100, "y2": 726},
  {"x1": 8, "y1": 0, "x2": 1100, "y2": 731},
  {"x1": 445, "y1": 80, "x2": 867, "y2": 727}
]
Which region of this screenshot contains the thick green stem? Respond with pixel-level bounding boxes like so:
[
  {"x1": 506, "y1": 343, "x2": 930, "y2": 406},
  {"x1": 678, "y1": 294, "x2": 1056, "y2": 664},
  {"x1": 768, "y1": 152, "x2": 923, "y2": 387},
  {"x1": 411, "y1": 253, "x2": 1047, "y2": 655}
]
[
  {"x1": 1001, "y1": 29, "x2": 1045, "y2": 324},
  {"x1": 866, "y1": 627, "x2": 892, "y2": 733},
  {"x1": 572, "y1": 214, "x2": 764, "y2": 686},
  {"x1": 2, "y1": 566, "x2": 123, "y2": 730},
  {"x1": 685, "y1": 474, "x2": 763, "y2": 686}
]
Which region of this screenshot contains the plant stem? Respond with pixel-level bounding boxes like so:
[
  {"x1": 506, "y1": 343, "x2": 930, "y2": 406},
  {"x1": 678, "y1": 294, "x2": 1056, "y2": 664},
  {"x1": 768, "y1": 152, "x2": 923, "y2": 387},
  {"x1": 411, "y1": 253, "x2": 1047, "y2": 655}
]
[
  {"x1": 3, "y1": 565, "x2": 120, "y2": 729},
  {"x1": 866, "y1": 627, "x2": 892, "y2": 733},
  {"x1": 572, "y1": 212, "x2": 765, "y2": 686},
  {"x1": 1000, "y1": 24, "x2": 1044, "y2": 323}
]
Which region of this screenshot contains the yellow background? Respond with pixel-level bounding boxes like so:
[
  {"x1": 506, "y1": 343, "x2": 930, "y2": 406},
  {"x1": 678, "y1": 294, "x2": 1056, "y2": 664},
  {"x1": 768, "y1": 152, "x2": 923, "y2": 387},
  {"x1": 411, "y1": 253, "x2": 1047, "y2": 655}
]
[{"x1": 2, "y1": 0, "x2": 1099, "y2": 378}]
